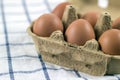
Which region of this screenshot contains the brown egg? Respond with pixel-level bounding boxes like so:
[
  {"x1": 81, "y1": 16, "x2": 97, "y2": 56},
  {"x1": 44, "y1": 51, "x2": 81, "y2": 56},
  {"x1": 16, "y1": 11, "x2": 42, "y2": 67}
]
[
  {"x1": 65, "y1": 19, "x2": 95, "y2": 46},
  {"x1": 52, "y1": 2, "x2": 70, "y2": 19},
  {"x1": 82, "y1": 11, "x2": 100, "y2": 27},
  {"x1": 33, "y1": 13, "x2": 63, "y2": 37},
  {"x1": 99, "y1": 29, "x2": 120, "y2": 55},
  {"x1": 112, "y1": 17, "x2": 120, "y2": 30}
]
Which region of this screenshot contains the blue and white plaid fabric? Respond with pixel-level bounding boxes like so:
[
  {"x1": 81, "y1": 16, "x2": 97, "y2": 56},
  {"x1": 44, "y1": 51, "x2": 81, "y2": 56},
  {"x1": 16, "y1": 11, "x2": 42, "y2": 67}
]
[{"x1": 0, "y1": 0, "x2": 120, "y2": 80}]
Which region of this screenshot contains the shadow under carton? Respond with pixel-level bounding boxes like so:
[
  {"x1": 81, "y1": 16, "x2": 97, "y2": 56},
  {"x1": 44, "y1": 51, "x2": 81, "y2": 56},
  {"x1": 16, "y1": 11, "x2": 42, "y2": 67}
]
[{"x1": 27, "y1": 23, "x2": 120, "y2": 76}]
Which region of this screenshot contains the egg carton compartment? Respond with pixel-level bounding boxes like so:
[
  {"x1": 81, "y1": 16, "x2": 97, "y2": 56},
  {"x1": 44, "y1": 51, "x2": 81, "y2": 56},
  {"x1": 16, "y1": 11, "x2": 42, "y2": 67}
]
[{"x1": 27, "y1": 23, "x2": 120, "y2": 76}]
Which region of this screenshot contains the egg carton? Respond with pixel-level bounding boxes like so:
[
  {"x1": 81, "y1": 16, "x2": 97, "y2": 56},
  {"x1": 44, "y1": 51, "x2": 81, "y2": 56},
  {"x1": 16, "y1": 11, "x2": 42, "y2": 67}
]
[
  {"x1": 27, "y1": 4, "x2": 120, "y2": 76},
  {"x1": 27, "y1": 24, "x2": 120, "y2": 76}
]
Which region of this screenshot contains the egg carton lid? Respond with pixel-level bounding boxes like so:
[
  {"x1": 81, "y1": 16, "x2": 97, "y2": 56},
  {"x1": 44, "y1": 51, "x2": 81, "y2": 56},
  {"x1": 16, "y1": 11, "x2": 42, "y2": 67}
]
[{"x1": 27, "y1": 23, "x2": 120, "y2": 76}]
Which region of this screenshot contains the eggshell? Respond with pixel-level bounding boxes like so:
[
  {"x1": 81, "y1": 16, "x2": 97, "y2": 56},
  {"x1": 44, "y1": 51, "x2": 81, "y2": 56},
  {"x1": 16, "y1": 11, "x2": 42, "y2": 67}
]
[
  {"x1": 52, "y1": 2, "x2": 70, "y2": 19},
  {"x1": 82, "y1": 11, "x2": 100, "y2": 27},
  {"x1": 112, "y1": 17, "x2": 120, "y2": 30},
  {"x1": 99, "y1": 29, "x2": 120, "y2": 55},
  {"x1": 33, "y1": 13, "x2": 63, "y2": 37},
  {"x1": 65, "y1": 19, "x2": 95, "y2": 46}
]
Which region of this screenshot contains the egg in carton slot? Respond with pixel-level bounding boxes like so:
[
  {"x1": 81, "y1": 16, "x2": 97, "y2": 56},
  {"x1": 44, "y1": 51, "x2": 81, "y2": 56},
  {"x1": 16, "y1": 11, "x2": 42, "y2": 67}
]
[{"x1": 27, "y1": 3, "x2": 120, "y2": 76}]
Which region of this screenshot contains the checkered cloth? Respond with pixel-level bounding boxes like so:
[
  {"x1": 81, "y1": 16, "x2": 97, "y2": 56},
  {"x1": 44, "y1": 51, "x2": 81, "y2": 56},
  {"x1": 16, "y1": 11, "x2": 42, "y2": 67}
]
[{"x1": 0, "y1": 0, "x2": 120, "y2": 80}]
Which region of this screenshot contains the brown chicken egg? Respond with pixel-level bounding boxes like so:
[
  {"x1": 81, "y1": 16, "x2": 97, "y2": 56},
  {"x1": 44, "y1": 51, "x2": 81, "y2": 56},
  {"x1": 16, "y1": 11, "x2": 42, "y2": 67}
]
[
  {"x1": 52, "y1": 2, "x2": 70, "y2": 19},
  {"x1": 82, "y1": 11, "x2": 100, "y2": 27},
  {"x1": 65, "y1": 19, "x2": 95, "y2": 46},
  {"x1": 99, "y1": 29, "x2": 120, "y2": 55},
  {"x1": 33, "y1": 13, "x2": 63, "y2": 37},
  {"x1": 112, "y1": 17, "x2": 120, "y2": 30}
]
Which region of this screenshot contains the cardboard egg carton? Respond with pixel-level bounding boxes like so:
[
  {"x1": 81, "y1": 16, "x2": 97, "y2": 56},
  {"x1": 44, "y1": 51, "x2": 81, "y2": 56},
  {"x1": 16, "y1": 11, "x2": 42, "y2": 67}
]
[
  {"x1": 27, "y1": 25, "x2": 120, "y2": 76},
  {"x1": 27, "y1": 3, "x2": 120, "y2": 76}
]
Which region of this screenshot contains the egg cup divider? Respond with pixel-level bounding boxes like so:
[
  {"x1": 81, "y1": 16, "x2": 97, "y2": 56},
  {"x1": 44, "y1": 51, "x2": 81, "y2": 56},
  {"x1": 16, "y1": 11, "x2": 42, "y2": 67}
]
[
  {"x1": 27, "y1": 23, "x2": 120, "y2": 76},
  {"x1": 62, "y1": 5, "x2": 78, "y2": 30},
  {"x1": 94, "y1": 12, "x2": 112, "y2": 40}
]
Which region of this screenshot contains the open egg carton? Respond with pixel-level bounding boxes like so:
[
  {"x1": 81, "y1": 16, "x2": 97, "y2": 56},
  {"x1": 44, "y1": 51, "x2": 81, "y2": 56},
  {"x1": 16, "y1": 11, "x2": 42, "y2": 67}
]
[{"x1": 27, "y1": 1, "x2": 120, "y2": 76}]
